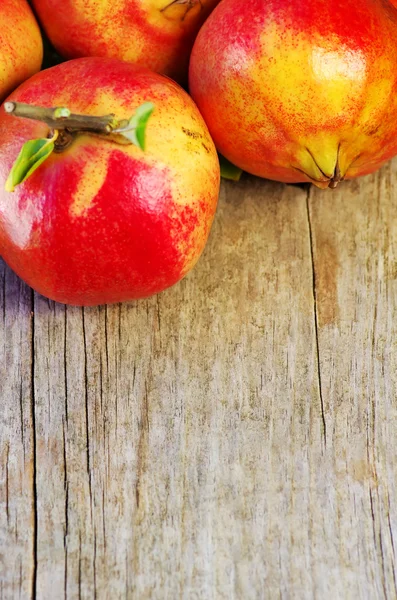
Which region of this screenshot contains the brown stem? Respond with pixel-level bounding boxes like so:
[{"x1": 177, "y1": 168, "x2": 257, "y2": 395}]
[{"x1": 4, "y1": 102, "x2": 117, "y2": 134}]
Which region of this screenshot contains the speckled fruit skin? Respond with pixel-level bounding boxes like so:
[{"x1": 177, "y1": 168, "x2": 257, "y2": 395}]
[
  {"x1": 189, "y1": 0, "x2": 397, "y2": 188},
  {"x1": 0, "y1": 58, "x2": 220, "y2": 306},
  {"x1": 31, "y1": 0, "x2": 220, "y2": 83},
  {"x1": 0, "y1": 0, "x2": 43, "y2": 101}
]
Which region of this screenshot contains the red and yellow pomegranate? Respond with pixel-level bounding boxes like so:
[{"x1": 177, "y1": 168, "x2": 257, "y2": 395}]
[
  {"x1": 31, "y1": 0, "x2": 221, "y2": 82},
  {"x1": 0, "y1": 0, "x2": 43, "y2": 101},
  {"x1": 189, "y1": 0, "x2": 397, "y2": 188},
  {"x1": 0, "y1": 58, "x2": 220, "y2": 306}
]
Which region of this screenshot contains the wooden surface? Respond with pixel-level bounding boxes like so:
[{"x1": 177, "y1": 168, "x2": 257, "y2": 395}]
[{"x1": 1, "y1": 159, "x2": 397, "y2": 599}]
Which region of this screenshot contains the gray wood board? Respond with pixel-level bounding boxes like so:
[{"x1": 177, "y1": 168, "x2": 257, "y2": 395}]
[{"x1": 1, "y1": 162, "x2": 397, "y2": 599}]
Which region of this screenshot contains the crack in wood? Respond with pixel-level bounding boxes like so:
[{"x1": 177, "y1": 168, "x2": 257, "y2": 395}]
[
  {"x1": 369, "y1": 487, "x2": 389, "y2": 599},
  {"x1": 379, "y1": 522, "x2": 389, "y2": 599},
  {"x1": 82, "y1": 307, "x2": 93, "y2": 516},
  {"x1": 93, "y1": 526, "x2": 97, "y2": 600},
  {"x1": 387, "y1": 493, "x2": 397, "y2": 596},
  {"x1": 305, "y1": 188, "x2": 327, "y2": 448},
  {"x1": 30, "y1": 289, "x2": 38, "y2": 600},
  {"x1": 156, "y1": 295, "x2": 161, "y2": 341},
  {"x1": 19, "y1": 561, "x2": 23, "y2": 598},
  {"x1": 2, "y1": 265, "x2": 5, "y2": 325},
  {"x1": 102, "y1": 486, "x2": 107, "y2": 555},
  {"x1": 104, "y1": 305, "x2": 109, "y2": 373},
  {"x1": 19, "y1": 379, "x2": 25, "y2": 459},
  {"x1": 5, "y1": 442, "x2": 9, "y2": 526},
  {"x1": 62, "y1": 416, "x2": 69, "y2": 600},
  {"x1": 135, "y1": 381, "x2": 150, "y2": 510},
  {"x1": 78, "y1": 532, "x2": 82, "y2": 600},
  {"x1": 64, "y1": 307, "x2": 68, "y2": 424}
]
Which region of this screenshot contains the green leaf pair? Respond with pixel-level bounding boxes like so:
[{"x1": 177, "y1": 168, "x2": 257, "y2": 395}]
[{"x1": 5, "y1": 137, "x2": 56, "y2": 193}]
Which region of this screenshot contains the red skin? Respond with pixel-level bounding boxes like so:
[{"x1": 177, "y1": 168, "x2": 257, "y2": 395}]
[
  {"x1": 189, "y1": 0, "x2": 397, "y2": 186},
  {"x1": 31, "y1": 0, "x2": 221, "y2": 83},
  {"x1": 0, "y1": 58, "x2": 220, "y2": 306}
]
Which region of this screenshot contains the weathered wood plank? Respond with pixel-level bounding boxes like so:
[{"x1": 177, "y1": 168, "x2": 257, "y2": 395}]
[
  {"x1": 21, "y1": 179, "x2": 321, "y2": 599},
  {"x1": 0, "y1": 265, "x2": 35, "y2": 599},
  {"x1": 308, "y1": 162, "x2": 397, "y2": 599},
  {"x1": 1, "y1": 161, "x2": 397, "y2": 598}
]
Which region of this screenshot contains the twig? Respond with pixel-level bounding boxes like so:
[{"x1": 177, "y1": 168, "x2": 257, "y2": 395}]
[{"x1": 4, "y1": 102, "x2": 117, "y2": 134}]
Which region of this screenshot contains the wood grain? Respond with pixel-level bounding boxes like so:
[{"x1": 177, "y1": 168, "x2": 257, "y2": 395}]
[
  {"x1": 0, "y1": 266, "x2": 34, "y2": 599},
  {"x1": 1, "y1": 160, "x2": 397, "y2": 599}
]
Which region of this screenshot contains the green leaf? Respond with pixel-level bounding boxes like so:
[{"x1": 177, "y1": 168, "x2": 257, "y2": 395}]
[
  {"x1": 117, "y1": 102, "x2": 155, "y2": 150},
  {"x1": 5, "y1": 138, "x2": 55, "y2": 192},
  {"x1": 219, "y1": 154, "x2": 243, "y2": 182}
]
